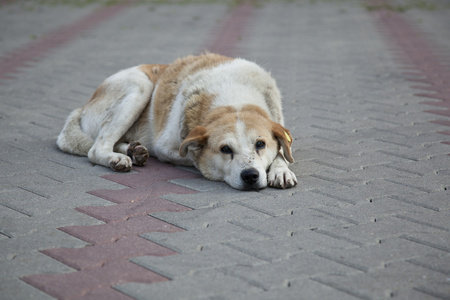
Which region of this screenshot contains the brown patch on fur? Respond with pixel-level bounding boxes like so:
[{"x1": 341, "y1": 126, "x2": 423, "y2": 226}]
[
  {"x1": 271, "y1": 121, "x2": 294, "y2": 163},
  {"x1": 239, "y1": 104, "x2": 293, "y2": 162},
  {"x1": 203, "y1": 106, "x2": 238, "y2": 127},
  {"x1": 152, "y1": 53, "x2": 234, "y2": 138},
  {"x1": 179, "y1": 126, "x2": 209, "y2": 157},
  {"x1": 138, "y1": 64, "x2": 168, "y2": 84},
  {"x1": 239, "y1": 104, "x2": 271, "y2": 120},
  {"x1": 182, "y1": 92, "x2": 216, "y2": 139},
  {"x1": 83, "y1": 83, "x2": 108, "y2": 109}
]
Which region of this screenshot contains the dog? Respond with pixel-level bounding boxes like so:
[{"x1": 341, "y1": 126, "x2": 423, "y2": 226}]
[{"x1": 57, "y1": 53, "x2": 297, "y2": 190}]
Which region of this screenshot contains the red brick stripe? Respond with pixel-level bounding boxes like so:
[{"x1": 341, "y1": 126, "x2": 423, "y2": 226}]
[
  {"x1": 201, "y1": 3, "x2": 254, "y2": 56},
  {"x1": 23, "y1": 159, "x2": 200, "y2": 299},
  {"x1": 370, "y1": 4, "x2": 450, "y2": 147},
  {"x1": 0, "y1": 2, "x2": 131, "y2": 80}
]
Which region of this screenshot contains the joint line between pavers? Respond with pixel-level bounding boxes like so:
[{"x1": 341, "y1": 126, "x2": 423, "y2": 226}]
[
  {"x1": 309, "y1": 174, "x2": 354, "y2": 188},
  {"x1": 311, "y1": 147, "x2": 350, "y2": 158},
  {"x1": 311, "y1": 277, "x2": 371, "y2": 300},
  {"x1": 384, "y1": 179, "x2": 433, "y2": 193},
  {"x1": 374, "y1": 138, "x2": 413, "y2": 148},
  {"x1": 222, "y1": 242, "x2": 273, "y2": 263},
  {"x1": 384, "y1": 164, "x2": 425, "y2": 176},
  {"x1": 140, "y1": 233, "x2": 183, "y2": 255},
  {"x1": 309, "y1": 125, "x2": 345, "y2": 134},
  {"x1": 313, "y1": 135, "x2": 347, "y2": 145},
  {"x1": 129, "y1": 258, "x2": 174, "y2": 281},
  {"x1": 234, "y1": 201, "x2": 277, "y2": 217},
  {"x1": 311, "y1": 159, "x2": 352, "y2": 172},
  {"x1": 407, "y1": 259, "x2": 450, "y2": 276},
  {"x1": 310, "y1": 190, "x2": 357, "y2": 205},
  {"x1": 395, "y1": 215, "x2": 449, "y2": 232},
  {"x1": 217, "y1": 267, "x2": 268, "y2": 292},
  {"x1": 17, "y1": 186, "x2": 49, "y2": 199},
  {"x1": 313, "y1": 251, "x2": 368, "y2": 273},
  {"x1": 227, "y1": 220, "x2": 274, "y2": 239},
  {"x1": 313, "y1": 229, "x2": 364, "y2": 247},
  {"x1": 312, "y1": 208, "x2": 359, "y2": 225},
  {"x1": 389, "y1": 195, "x2": 439, "y2": 212},
  {"x1": 400, "y1": 235, "x2": 450, "y2": 253},
  {"x1": 413, "y1": 286, "x2": 450, "y2": 300},
  {"x1": 0, "y1": 203, "x2": 32, "y2": 218},
  {"x1": 377, "y1": 150, "x2": 419, "y2": 162},
  {"x1": 148, "y1": 213, "x2": 188, "y2": 231}
]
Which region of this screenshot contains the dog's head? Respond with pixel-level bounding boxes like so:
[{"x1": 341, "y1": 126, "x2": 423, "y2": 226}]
[{"x1": 179, "y1": 105, "x2": 294, "y2": 190}]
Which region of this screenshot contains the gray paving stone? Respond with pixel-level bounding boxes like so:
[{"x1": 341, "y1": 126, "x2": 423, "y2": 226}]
[
  {"x1": 304, "y1": 196, "x2": 434, "y2": 224},
  {"x1": 225, "y1": 228, "x2": 358, "y2": 263},
  {"x1": 2, "y1": 0, "x2": 450, "y2": 299},
  {"x1": 1, "y1": 251, "x2": 75, "y2": 282},
  {"x1": 116, "y1": 270, "x2": 261, "y2": 300},
  {"x1": 0, "y1": 2, "x2": 97, "y2": 57},
  {"x1": 310, "y1": 179, "x2": 432, "y2": 205},
  {"x1": 314, "y1": 237, "x2": 447, "y2": 273},
  {"x1": 0, "y1": 278, "x2": 53, "y2": 300},
  {"x1": 219, "y1": 251, "x2": 362, "y2": 291},
  {"x1": 228, "y1": 208, "x2": 355, "y2": 239},
  {"x1": 313, "y1": 261, "x2": 448, "y2": 300},
  {"x1": 151, "y1": 202, "x2": 272, "y2": 230},
  {"x1": 132, "y1": 244, "x2": 265, "y2": 280},
  {"x1": 141, "y1": 222, "x2": 269, "y2": 254},
  {"x1": 311, "y1": 217, "x2": 447, "y2": 246},
  {"x1": 407, "y1": 253, "x2": 450, "y2": 276},
  {"x1": 160, "y1": 189, "x2": 260, "y2": 209}
]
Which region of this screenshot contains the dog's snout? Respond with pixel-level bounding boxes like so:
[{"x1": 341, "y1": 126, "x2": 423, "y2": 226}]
[{"x1": 241, "y1": 168, "x2": 259, "y2": 185}]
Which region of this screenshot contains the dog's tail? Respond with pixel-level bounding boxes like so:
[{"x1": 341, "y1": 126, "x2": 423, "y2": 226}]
[{"x1": 56, "y1": 108, "x2": 94, "y2": 156}]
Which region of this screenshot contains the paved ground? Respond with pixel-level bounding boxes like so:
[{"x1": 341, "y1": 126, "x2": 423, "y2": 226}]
[{"x1": 1, "y1": 0, "x2": 450, "y2": 299}]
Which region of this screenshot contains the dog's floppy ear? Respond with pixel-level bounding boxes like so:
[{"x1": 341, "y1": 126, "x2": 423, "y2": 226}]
[
  {"x1": 271, "y1": 122, "x2": 294, "y2": 163},
  {"x1": 179, "y1": 126, "x2": 208, "y2": 157}
]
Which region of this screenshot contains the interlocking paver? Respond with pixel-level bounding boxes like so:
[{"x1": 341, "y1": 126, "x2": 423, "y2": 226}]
[
  {"x1": 132, "y1": 244, "x2": 264, "y2": 280},
  {"x1": 141, "y1": 222, "x2": 269, "y2": 253},
  {"x1": 313, "y1": 260, "x2": 448, "y2": 300},
  {"x1": 1, "y1": 0, "x2": 450, "y2": 299}
]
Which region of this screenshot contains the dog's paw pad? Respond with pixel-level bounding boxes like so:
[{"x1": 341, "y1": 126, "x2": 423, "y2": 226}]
[
  {"x1": 268, "y1": 167, "x2": 298, "y2": 189},
  {"x1": 127, "y1": 142, "x2": 149, "y2": 166},
  {"x1": 109, "y1": 156, "x2": 133, "y2": 172}
]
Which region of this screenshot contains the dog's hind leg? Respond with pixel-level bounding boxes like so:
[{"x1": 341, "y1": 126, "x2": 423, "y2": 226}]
[
  {"x1": 86, "y1": 69, "x2": 154, "y2": 172},
  {"x1": 57, "y1": 108, "x2": 94, "y2": 156},
  {"x1": 114, "y1": 142, "x2": 149, "y2": 166}
]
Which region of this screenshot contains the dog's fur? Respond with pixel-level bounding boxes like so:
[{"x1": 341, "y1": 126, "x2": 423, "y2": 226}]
[{"x1": 57, "y1": 53, "x2": 297, "y2": 190}]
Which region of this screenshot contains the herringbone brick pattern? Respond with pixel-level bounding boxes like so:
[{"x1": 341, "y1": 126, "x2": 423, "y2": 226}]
[{"x1": 1, "y1": 1, "x2": 449, "y2": 300}]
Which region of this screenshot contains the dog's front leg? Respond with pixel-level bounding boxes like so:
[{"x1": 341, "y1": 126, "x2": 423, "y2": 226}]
[{"x1": 267, "y1": 152, "x2": 297, "y2": 189}]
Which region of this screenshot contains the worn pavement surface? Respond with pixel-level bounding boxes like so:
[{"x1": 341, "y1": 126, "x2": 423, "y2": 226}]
[{"x1": 1, "y1": 0, "x2": 450, "y2": 299}]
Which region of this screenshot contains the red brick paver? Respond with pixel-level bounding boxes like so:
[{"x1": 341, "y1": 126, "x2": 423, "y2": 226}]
[
  {"x1": 23, "y1": 162, "x2": 200, "y2": 299},
  {"x1": 371, "y1": 4, "x2": 450, "y2": 147}
]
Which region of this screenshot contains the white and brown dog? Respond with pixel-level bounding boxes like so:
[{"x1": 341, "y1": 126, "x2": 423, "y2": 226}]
[{"x1": 57, "y1": 53, "x2": 297, "y2": 190}]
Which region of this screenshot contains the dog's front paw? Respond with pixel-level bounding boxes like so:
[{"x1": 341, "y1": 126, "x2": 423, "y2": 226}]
[
  {"x1": 109, "y1": 155, "x2": 133, "y2": 172},
  {"x1": 268, "y1": 167, "x2": 298, "y2": 189},
  {"x1": 127, "y1": 142, "x2": 149, "y2": 166}
]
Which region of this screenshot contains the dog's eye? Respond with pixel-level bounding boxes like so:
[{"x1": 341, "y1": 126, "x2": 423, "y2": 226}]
[
  {"x1": 220, "y1": 146, "x2": 233, "y2": 154},
  {"x1": 255, "y1": 141, "x2": 266, "y2": 150}
]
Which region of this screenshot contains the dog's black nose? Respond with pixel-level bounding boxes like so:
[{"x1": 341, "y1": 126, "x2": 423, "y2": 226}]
[{"x1": 241, "y1": 168, "x2": 259, "y2": 185}]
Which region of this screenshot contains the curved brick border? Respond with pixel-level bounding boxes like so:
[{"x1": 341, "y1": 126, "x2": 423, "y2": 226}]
[
  {"x1": 370, "y1": 4, "x2": 450, "y2": 147},
  {"x1": 21, "y1": 2, "x2": 255, "y2": 299}
]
